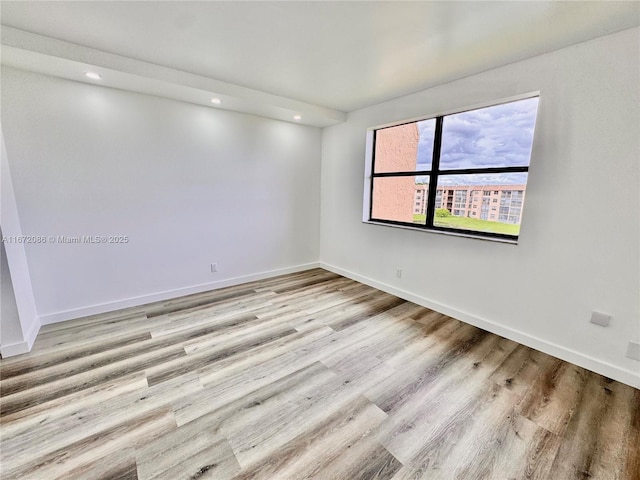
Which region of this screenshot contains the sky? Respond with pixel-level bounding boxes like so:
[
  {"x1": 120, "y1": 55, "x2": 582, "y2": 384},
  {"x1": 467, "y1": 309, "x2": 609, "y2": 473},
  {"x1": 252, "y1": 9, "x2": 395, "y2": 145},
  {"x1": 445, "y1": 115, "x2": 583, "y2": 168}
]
[
  {"x1": 416, "y1": 97, "x2": 539, "y2": 185},
  {"x1": 435, "y1": 172, "x2": 529, "y2": 187}
]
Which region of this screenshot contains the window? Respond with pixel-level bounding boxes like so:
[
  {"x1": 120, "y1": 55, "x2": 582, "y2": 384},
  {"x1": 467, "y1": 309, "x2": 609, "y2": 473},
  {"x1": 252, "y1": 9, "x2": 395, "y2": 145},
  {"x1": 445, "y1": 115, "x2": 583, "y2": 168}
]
[{"x1": 366, "y1": 95, "x2": 539, "y2": 241}]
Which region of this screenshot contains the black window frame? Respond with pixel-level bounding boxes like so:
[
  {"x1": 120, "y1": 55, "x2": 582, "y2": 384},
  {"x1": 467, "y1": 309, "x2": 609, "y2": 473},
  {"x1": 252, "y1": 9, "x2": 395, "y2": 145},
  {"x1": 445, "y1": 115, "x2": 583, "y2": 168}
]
[{"x1": 368, "y1": 96, "x2": 538, "y2": 242}]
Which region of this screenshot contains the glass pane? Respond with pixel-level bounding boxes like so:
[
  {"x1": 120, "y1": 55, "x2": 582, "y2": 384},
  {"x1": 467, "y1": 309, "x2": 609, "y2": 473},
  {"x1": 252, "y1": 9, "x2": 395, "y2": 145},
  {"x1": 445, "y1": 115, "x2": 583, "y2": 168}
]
[
  {"x1": 440, "y1": 97, "x2": 539, "y2": 170},
  {"x1": 372, "y1": 176, "x2": 429, "y2": 225},
  {"x1": 433, "y1": 173, "x2": 528, "y2": 236},
  {"x1": 374, "y1": 119, "x2": 435, "y2": 173}
]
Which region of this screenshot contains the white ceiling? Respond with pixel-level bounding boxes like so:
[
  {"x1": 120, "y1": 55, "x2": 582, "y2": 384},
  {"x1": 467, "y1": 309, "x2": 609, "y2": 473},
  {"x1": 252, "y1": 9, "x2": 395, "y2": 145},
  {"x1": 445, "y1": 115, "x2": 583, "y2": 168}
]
[{"x1": 1, "y1": 1, "x2": 639, "y2": 123}]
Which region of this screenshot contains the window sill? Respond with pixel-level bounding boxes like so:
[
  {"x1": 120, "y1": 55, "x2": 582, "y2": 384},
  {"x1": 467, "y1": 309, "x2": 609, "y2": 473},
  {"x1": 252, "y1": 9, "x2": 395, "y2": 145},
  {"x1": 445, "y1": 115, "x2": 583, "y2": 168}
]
[{"x1": 363, "y1": 220, "x2": 519, "y2": 245}]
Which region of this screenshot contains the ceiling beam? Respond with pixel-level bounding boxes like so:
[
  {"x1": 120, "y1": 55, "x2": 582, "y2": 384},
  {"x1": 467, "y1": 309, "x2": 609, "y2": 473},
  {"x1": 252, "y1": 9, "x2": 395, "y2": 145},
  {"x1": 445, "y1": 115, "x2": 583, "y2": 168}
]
[{"x1": 1, "y1": 26, "x2": 346, "y2": 128}]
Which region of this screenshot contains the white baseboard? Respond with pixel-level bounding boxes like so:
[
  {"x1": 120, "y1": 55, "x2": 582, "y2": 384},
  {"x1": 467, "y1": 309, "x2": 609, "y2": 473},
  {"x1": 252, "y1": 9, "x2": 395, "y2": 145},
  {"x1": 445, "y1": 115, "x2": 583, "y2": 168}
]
[
  {"x1": 24, "y1": 314, "x2": 40, "y2": 350},
  {"x1": 320, "y1": 262, "x2": 640, "y2": 389},
  {"x1": 1, "y1": 314, "x2": 41, "y2": 358},
  {"x1": 39, "y1": 262, "x2": 321, "y2": 325},
  {"x1": 0, "y1": 341, "x2": 30, "y2": 357}
]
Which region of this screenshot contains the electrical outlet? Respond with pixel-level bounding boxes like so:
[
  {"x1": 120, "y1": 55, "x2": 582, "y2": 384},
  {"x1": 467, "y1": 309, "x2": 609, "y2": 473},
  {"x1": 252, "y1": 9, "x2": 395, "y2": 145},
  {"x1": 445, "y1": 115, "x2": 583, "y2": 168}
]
[
  {"x1": 210, "y1": 263, "x2": 218, "y2": 273},
  {"x1": 626, "y1": 341, "x2": 640, "y2": 361},
  {"x1": 590, "y1": 311, "x2": 611, "y2": 327},
  {"x1": 396, "y1": 268, "x2": 402, "y2": 279}
]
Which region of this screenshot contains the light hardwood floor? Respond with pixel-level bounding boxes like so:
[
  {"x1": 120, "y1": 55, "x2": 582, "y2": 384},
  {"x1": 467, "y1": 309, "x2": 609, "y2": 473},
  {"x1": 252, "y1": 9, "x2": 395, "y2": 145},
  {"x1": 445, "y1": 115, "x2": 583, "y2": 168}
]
[{"x1": 1, "y1": 269, "x2": 638, "y2": 480}]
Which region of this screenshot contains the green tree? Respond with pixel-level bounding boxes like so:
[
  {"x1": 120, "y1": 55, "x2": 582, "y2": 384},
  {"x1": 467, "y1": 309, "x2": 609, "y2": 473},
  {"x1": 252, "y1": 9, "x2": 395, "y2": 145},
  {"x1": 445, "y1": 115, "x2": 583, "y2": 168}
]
[{"x1": 435, "y1": 208, "x2": 451, "y2": 217}]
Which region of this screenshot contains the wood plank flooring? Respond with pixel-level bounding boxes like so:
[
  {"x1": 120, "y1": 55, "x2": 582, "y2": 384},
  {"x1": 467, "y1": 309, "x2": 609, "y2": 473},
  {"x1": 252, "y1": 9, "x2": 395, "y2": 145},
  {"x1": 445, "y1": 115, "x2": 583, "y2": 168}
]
[{"x1": 1, "y1": 268, "x2": 638, "y2": 480}]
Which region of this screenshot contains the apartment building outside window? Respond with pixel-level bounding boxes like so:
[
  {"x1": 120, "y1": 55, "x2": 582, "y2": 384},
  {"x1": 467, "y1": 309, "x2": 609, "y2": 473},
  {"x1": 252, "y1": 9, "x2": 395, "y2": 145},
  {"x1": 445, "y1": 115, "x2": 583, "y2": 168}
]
[{"x1": 366, "y1": 95, "x2": 539, "y2": 241}]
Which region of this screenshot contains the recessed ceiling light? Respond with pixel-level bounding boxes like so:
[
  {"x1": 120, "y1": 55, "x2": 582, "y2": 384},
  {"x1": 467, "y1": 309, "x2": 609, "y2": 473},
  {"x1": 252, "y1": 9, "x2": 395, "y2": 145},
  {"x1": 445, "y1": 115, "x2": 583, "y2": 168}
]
[
  {"x1": 293, "y1": 115, "x2": 302, "y2": 121},
  {"x1": 211, "y1": 98, "x2": 222, "y2": 105},
  {"x1": 85, "y1": 72, "x2": 102, "y2": 80}
]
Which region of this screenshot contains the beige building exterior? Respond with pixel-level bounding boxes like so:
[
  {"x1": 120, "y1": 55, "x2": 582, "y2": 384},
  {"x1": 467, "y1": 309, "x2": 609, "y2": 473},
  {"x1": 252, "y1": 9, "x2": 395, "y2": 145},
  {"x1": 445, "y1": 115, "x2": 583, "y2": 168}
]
[{"x1": 414, "y1": 184, "x2": 526, "y2": 224}]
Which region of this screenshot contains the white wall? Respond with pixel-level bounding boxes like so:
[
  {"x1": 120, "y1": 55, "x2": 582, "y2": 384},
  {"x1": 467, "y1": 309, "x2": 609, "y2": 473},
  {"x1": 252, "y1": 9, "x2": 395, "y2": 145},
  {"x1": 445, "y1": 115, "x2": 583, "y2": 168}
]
[
  {"x1": 1, "y1": 67, "x2": 321, "y2": 323},
  {"x1": 319, "y1": 28, "x2": 640, "y2": 387},
  {"x1": 1, "y1": 129, "x2": 41, "y2": 355},
  {"x1": 1, "y1": 236, "x2": 23, "y2": 345}
]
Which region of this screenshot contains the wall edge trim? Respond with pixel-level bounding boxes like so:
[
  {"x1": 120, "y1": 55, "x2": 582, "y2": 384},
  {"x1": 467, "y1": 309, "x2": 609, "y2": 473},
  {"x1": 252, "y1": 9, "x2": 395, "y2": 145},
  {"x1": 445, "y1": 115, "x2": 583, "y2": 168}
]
[
  {"x1": 39, "y1": 262, "x2": 321, "y2": 325},
  {"x1": 320, "y1": 262, "x2": 640, "y2": 389},
  {"x1": 0, "y1": 313, "x2": 40, "y2": 358}
]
